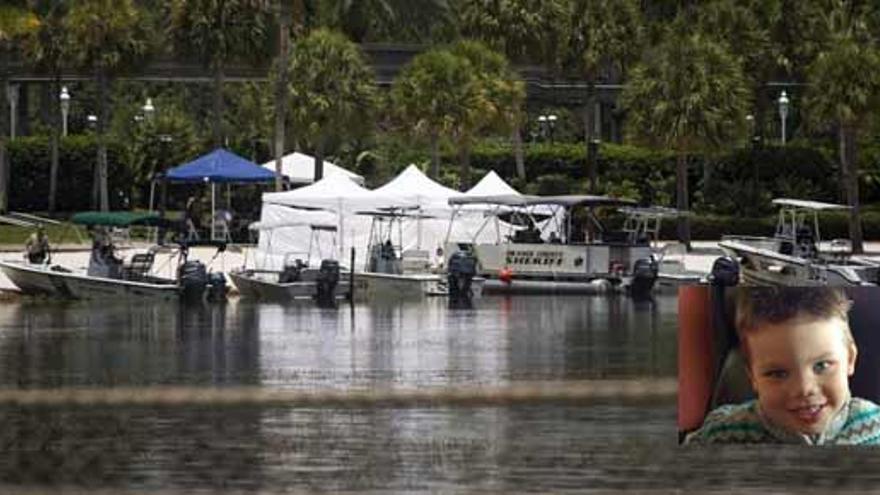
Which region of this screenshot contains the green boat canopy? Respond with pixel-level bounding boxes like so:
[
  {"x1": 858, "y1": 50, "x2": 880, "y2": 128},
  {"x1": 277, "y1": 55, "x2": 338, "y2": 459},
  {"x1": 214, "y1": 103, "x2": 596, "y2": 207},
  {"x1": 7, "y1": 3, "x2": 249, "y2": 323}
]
[{"x1": 70, "y1": 211, "x2": 164, "y2": 227}]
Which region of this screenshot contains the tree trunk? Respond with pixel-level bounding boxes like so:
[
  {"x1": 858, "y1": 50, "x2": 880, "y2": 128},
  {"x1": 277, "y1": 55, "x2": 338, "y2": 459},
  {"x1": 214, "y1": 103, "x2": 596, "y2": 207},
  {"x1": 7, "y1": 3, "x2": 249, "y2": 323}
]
[
  {"x1": 460, "y1": 142, "x2": 471, "y2": 192},
  {"x1": 840, "y1": 125, "x2": 863, "y2": 254},
  {"x1": 96, "y1": 65, "x2": 109, "y2": 212},
  {"x1": 513, "y1": 126, "x2": 525, "y2": 180},
  {"x1": 584, "y1": 81, "x2": 597, "y2": 193},
  {"x1": 49, "y1": 74, "x2": 60, "y2": 213},
  {"x1": 676, "y1": 152, "x2": 691, "y2": 251},
  {"x1": 314, "y1": 134, "x2": 325, "y2": 182},
  {"x1": 273, "y1": 0, "x2": 291, "y2": 192},
  {"x1": 213, "y1": 63, "x2": 225, "y2": 148},
  {"x1": 430, "y1": 133, "x2": 440, "y2": 179},
  {"x1": 0, "y1": 50, "x2": 8, "y2": 213}
]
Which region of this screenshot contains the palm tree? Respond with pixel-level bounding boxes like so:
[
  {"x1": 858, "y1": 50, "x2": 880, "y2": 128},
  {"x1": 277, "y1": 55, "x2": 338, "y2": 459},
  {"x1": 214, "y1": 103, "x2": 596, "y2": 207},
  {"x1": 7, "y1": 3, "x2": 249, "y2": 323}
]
[
  {"x1": 563, "y1": 0, "x2": 643, "y2": 192},
  {"x1": 449, "y1": 41, "x2": 525, "y2": 190},
  {"x1": 23, "y1": 0, "x2": 70, "y2": 213},
  {"x1": 390, "y1": 48, "x2": 480, "y2": 180},
  {"x1": 316, "y1": 0, "x2": 451, "y2": 42},
  {"x1": 804, "y1": 3, "x2": 880, "y2": 254},
  {"x1": 272, "y1": 0, "x2": 292, "y2": 191},
  {"x1": 454, "y1": 0, "x2": 567, "y2": 180},
  {"x1": 283, "y1": 29, "x2": 376, "y2": 182},
  {"x1": 0, "y1": 4, "x2": 38, "y2": 213},
  {"x1": 168, "y1": 0, "x2": 273, "y2": 148},
  {"x1": 66, "y1": 0, "x2": 149, "y2": 211},
  {"x1": 621, "y1": 24, "x2": 751, "y2": 249}
]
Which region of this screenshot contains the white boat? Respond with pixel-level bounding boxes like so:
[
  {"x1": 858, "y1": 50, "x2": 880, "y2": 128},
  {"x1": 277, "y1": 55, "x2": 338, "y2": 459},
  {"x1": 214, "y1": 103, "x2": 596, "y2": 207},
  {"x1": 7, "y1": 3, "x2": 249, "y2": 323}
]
[
  {"x1": 0, "y1": 212, "x2": 227, "y2": 301},
  {"x1": 229, "y1": 221, "x2": 350, "y2": 301},
  {"x1": 718, "y1": 198, "x2": 880, "y2": 286},
  {"x1": 444, "y1": 194, "x2": 660, "y2": 296},
  {"x1": 353, "y1": 208, "x2": 484, "y2": 300}
]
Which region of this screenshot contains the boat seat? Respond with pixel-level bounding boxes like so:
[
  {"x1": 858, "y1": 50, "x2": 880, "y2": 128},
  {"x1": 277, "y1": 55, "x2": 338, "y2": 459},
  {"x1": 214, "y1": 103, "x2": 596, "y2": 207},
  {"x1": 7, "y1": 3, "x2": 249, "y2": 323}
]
[{"x1": 123, "y1": 251, "x2": 155, "y2": 280}]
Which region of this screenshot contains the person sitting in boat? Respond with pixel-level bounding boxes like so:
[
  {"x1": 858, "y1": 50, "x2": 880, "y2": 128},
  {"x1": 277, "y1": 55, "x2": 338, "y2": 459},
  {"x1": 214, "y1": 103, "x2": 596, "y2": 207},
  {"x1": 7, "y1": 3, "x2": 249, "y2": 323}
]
[
  {"x1": 686, "y1": 287, "x2": 880, "y2": 445},
  {"x1": 25, "y1": 226, "x2": 50, "y2": 264}
]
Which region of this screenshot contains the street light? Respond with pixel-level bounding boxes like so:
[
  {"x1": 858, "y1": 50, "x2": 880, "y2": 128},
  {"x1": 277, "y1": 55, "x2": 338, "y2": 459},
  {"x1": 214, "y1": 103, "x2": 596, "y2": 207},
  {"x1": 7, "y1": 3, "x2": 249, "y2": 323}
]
[
  {"x1": 537, "y1": 114, "x2": 558, "y2": 142},
  {"x1": 59, "y1": 86, "x2": 70, "y2": 137},
  {"x1": 142, "y1": 97, "x2": 155, "y2": 120},
  {"x1": 778, "y1": 90, "x2": 790, "y2": 145},
  {"x1": 86, "y1": 114, "x2": 97, "y2": 132}
]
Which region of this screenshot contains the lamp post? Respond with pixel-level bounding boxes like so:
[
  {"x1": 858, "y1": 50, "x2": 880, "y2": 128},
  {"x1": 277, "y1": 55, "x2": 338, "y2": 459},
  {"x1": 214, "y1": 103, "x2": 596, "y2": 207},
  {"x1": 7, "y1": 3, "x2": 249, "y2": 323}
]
[
  {"x1": 7, "y1": 84, "x2": 19, "y2": 139},
  {"x1": 142, "y1": 97, "x2": 154, "y2": 120},
  {"x1": 778, "y1": 90, "x2": 790, "y2": 145},
  {"x1": 537, "y1": 114, "x2": 557, "y2": 142},
  {"x1": 60, "y1": 86, "x2": 70, "y2": 137}
]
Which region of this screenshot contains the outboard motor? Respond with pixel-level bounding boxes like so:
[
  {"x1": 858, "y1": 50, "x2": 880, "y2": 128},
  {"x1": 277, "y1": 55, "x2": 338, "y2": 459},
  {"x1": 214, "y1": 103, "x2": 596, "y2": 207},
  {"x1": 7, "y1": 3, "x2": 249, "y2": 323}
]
[
  {"x1": 629, "y1": 256, "x2": 658, "y2": 298},
  {"x1": 447, "y1": 251, "x2": 478, "y2": 300},
  {"x1": 206, "y1": 271, "x2": 228, "y2": 301},
  {"x1": 179, "y1": 260, "x2": 208, "y2": 301},
  {"x1": 278, "y1": 259, "x2": 304, "y2": 284},
  {"x1": 316, "y1": 259, "x2": 341, "y2": 304},
  {"x1": 708, "y1": 256, "x2": 740, "y2": 288}
]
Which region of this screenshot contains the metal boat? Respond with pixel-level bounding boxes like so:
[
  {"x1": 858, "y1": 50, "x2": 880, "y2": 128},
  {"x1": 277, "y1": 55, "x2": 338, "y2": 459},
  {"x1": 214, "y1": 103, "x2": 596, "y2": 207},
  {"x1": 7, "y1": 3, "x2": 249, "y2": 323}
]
[
  {"x1": 229, "y1": 221, "x2": 349, "y2": 301},
  {"x1": 0, "y1": 212, "x2": 227, "y2": 300},
  {"x1": 353, "y1": 208, "x2": 484, "y2": 300},
  {"x1": 718, "y1": 198, "x2": 880, "y2": 286},
  {"x1": 444, "y1": 194, "x2": 660, "y2": 296}
]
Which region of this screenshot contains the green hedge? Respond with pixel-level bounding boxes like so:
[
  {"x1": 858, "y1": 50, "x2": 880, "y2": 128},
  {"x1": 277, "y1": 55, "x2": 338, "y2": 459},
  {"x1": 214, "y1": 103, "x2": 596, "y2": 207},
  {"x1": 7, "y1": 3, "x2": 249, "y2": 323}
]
[
  {"x1": 447, "y1": 141, "x2": 848, "y2": 217},
  {"x1": 8, "y1": 136, "x2": 132, "y2": 212},
  {"x1": 653, "y1": 211, "x2": 880, "y2": 241}
]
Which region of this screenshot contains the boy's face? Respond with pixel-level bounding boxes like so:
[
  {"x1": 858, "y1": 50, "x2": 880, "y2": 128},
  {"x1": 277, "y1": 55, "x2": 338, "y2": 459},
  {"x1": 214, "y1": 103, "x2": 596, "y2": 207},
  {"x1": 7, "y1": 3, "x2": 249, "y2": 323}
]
[{"x1": 745, "y1": 316, "x2": 857, "y2": 436}]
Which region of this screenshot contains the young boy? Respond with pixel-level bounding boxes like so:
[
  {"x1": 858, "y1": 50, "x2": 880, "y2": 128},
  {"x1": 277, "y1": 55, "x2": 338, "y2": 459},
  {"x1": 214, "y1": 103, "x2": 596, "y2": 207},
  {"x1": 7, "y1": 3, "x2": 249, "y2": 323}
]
[{"x1": 686, "y1": 287, "x2": 880, "y2": 445}]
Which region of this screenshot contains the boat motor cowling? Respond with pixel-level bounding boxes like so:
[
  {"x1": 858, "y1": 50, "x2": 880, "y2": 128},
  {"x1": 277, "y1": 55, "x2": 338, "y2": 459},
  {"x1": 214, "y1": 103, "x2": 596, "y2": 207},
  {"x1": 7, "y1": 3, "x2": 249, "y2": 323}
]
[
  {"x1": 179, "y1": 260, "x2": 208, "y2": 300},
  {"x1": 629, "y1": 257, "x2": 658, "y2": 297},
  {"x1": 709, "y1": 256, "x2": 740, "y2": 287},
  {"x1": 316, "y1": 259, "x2": 341, "y2": 301},
  {"x1": 447, "y1": 251, "x2": 478, "y2": 299}
]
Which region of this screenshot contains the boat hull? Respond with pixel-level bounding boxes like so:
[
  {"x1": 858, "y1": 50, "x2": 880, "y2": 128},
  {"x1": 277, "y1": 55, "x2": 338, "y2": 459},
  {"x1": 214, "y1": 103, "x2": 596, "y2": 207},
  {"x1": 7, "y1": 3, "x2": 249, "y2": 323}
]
[
  {"x1": 229, "y1": 269, "x2": 351, "y2": 301},
  {"x1": 351, "y1": 272, "x2": 485, "y2": 300},
  {"x1": 719, "y1": 238, "x2": 880, "y2": 286},
  {"x1": 482, "y1": 277, "x2": 615, "y2": 295},
  {"x1": 446, "y1": 241, "x2": 656, "y2": 295},
  {"x1": 0, "y1": 260, "x2": 181, "y2": 300}
]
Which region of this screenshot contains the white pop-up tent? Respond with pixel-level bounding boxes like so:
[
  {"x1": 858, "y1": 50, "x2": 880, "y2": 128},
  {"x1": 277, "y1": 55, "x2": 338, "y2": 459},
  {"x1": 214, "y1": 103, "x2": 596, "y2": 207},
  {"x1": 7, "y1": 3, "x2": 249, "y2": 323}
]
[
  {"x1": 262, "y1": 152, "x2": 365, "y2": 186},
  {"x1": 259, "y1": 174, "x2": 417, "y2": 268},
  {"x1": 371, "y1": 164, "x2": 464, "y2": 215},
  {"x1": 465, "y1": 170, "x2": 522, "y2": 197}
]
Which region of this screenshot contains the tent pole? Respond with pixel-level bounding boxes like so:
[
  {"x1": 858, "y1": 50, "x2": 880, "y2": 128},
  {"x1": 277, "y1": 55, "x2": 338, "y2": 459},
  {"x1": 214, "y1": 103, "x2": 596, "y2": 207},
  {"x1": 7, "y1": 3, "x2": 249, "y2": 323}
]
[{"x1": 211, "y1": 182, "x2": 216, "y2": 240}]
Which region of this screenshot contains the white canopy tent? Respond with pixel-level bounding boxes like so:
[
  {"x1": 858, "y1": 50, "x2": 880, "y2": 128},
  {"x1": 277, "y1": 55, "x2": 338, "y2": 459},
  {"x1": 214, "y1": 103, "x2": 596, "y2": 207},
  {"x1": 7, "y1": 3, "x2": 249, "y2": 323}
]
[
  {"x1": 254, "y1": 168, "x2": 525, "y2": 271},
  {"x1": 464, "y1": 170, "x2": 521, "y2": 197},
  {"x1": 262, "y1": 152, "x2": 365, "y2": 186},
  {"x1": 259, "y1": 174, "x2": 416, "y2": 268}
]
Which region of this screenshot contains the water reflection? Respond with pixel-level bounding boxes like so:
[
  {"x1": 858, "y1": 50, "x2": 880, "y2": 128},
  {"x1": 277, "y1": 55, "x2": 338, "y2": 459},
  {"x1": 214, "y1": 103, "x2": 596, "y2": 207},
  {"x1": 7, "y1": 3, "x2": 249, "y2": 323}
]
[{"x1": 0, "y1": 294, "x2": 680, "y2": 492}]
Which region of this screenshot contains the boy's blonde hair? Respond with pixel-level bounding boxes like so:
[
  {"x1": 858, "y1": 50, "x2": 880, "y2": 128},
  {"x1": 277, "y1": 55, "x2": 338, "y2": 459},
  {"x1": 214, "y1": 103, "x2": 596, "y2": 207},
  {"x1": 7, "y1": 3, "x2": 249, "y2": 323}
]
[{"x1": 735, "y1": 287, "x2": 854, "y2": 364}]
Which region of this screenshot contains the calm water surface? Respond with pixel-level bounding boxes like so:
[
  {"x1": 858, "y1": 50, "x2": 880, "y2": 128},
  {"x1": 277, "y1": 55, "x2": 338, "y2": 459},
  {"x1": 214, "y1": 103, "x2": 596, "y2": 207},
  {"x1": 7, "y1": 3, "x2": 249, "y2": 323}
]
[{"x1": 0, "y1": 295, "x2": 876, "y2": 493}]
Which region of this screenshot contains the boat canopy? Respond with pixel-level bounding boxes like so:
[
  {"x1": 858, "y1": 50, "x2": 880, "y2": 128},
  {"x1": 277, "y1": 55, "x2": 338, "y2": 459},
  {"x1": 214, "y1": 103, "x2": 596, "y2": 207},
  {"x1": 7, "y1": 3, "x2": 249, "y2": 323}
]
[
  {"x1": 772, "y1": 198, "x2": 850, "y2": 211},
  {"x1": 249, "y1": 219, "x2": 337, "y2": 231},
  {"x1": 71, "y1": 211, "x2": 164, "y2": 227},
  {"x1": 449, "y1": 194, "x2": 636, "y2": 208}
]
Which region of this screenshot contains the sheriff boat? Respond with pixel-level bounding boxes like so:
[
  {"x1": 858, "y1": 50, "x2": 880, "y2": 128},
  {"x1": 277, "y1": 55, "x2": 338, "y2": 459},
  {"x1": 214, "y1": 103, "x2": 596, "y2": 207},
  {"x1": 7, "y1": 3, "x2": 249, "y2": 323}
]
[{"x1": 443, "y1": 194, "x2": 659, "y2": 296}]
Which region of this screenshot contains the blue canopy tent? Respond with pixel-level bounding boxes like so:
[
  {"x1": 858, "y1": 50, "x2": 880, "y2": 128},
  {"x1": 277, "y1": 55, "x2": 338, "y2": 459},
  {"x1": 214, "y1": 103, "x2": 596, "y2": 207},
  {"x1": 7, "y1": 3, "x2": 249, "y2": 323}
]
[{"x1": 160, "y1": 148, "x2": 275, "y2": 240}]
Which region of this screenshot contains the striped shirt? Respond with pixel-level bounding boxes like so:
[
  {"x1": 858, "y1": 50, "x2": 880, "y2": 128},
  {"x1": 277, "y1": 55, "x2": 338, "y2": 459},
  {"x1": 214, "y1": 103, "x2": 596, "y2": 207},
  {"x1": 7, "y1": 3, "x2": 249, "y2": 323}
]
[{"x1": 685, "y1": 397, "x2": 880, "y2": 445}]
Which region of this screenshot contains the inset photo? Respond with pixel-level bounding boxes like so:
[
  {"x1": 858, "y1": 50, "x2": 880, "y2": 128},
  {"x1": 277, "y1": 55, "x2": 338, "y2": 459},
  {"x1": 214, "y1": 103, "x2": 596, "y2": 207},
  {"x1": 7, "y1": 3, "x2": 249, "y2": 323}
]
[{"x1": 679, "y1": 285, "x2": 880, "y2": 445}]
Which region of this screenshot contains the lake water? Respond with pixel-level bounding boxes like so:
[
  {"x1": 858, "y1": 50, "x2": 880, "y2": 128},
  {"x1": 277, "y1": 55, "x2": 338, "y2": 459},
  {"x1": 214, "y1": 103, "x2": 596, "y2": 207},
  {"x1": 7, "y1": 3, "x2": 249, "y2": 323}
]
[{"x1": 0, "y1": 294, "x2": 878, "y2": 493}]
